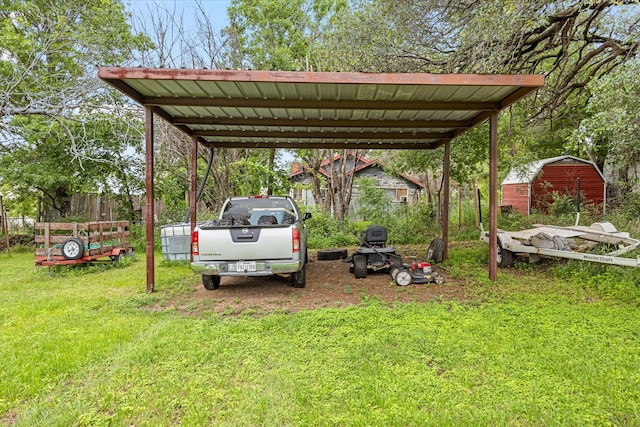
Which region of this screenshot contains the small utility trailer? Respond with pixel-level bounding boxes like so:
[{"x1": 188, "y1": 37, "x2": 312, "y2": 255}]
[
  {"x1": 35, "y1": 221, "x2": 132, "y2": 267},
  {"x1": 480, "y1": 221, "x2": 640, "y2": 268}
]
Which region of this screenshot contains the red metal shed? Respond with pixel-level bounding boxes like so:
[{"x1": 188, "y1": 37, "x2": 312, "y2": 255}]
[{"x1": 501, "y1": 156, "x2": 606, "y2": 215}]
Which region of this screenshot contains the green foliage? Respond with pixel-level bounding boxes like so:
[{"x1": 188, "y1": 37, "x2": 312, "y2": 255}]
[
  {"x1": 354, "y1": 177, "x2": 392, "y2": 223},
  {"x1": 227, "y1": 0, "x2": 347, "y2": 70},
  {"x1": 552, "y1": 261, "x2": 640, "y2": 305},
  {"x1": 128, "y1": 224, "x2": 160, "y2": 254},
  {"x1": 305, "y1": 197, "x2": 439, "y2": 248},
  {"x1": 227, "y1": 157, "x2": 291, "y2": 196},
  {"x1": 386, "y1": 201, "x2": 438, "y2": 244},
  {"x1": 568, "y1": 61, "x2": 640, "y2": 184},
  {"x1": 1, "y1": 112, "x2": 145, "y2": 219},
  {"x1": 547, "y1": 192, "x2": 578, "y2": 217},
  {"x1": 305, "y1": 207, "x2": 358, "y2": 248},
  {"x1": 1, "y1": 0, "x2": 151, "y2": 219}
]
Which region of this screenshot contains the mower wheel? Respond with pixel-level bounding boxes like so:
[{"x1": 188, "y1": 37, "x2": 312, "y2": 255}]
[
  {"x1": 427, "y1": 237, "x2": 445, "y2": 264},
  {"x1": 433, "y1": 273, "x2": 445, "y2": 285},
  {"x1": 353, "y1": 255, "x2": 367, "y2": 279},
  {"x1": 390, "y1": 267, "x2": 400, "y2": 280},
  {"x1": 396, "y1": 271, "x2": 412, "y2": 286},
  {"x1": 317, "y1": 248, "x2": 348, "y2": 261}
]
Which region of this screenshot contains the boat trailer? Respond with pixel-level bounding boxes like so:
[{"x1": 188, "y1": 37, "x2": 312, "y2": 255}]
[{"x1": 480, "y1": 221, "x2": 640, "y2": 268}]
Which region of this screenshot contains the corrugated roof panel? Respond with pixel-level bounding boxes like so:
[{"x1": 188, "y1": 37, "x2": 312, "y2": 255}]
[{"x1": 100, "y1": 68, "x2": 544, "y2": 150}]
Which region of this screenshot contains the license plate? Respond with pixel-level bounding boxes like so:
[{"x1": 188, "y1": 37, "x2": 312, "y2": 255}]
[{"x1": 236, "y1": 261, "x2": 256, "y2": 272}]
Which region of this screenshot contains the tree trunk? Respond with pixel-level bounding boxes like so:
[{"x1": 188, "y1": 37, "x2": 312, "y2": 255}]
[{"x1": 267, "y1": 148, "x2": 276, "y2": 195}]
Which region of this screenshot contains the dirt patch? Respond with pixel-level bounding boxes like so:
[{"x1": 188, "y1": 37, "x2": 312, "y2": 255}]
[{"x1": 165, "y1": 248, "x2": 471, "y2": 317}]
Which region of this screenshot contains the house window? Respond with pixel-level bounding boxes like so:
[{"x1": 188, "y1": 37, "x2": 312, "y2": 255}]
[{"x1": 396, "y1": 188, "x2": 408, "y2": 202}]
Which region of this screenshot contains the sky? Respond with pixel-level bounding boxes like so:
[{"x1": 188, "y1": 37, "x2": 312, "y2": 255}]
[{"x1": 125, "y1": 0, "x2": 232, "y2": 33}]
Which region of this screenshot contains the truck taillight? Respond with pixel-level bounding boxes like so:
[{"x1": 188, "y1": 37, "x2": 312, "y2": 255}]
[
  {"x1": 292, "y1": 227, "x2": 300, "y2": 253},
  {"x1": 192, "y1": 230, "x2": 199, "y2": 255}
]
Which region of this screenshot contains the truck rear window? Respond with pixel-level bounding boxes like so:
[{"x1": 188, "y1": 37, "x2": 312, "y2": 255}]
[{"x1": 223, "y1": 198, "x2": 296, "y2": 226}]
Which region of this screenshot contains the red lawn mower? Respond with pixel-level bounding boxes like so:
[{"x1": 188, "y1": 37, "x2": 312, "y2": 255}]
[
  {"x1": 390, "y1": 259, "x2": 445, "y2": 286},
  {"x1": 345, "y1": 225, "x2": 445, "y2": 286}
]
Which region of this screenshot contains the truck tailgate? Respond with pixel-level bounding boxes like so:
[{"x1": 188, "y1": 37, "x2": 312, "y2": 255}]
[{"x1": 197, "y1": 226, "x2": 294, "y2": 260}]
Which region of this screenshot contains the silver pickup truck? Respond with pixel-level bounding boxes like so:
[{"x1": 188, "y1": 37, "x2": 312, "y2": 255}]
[{"x1": 191, "y1": 195, "x2": 311, "y2": 290}]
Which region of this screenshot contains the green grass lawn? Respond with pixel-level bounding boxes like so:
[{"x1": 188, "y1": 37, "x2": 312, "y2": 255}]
[{"x1": 1, "y1": 248, "x2": 639, "y2": 426}]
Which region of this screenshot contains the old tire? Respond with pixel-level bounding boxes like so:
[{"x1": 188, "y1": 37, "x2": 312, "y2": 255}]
[
  {"x1": 317, "y1": 248, "x2": 348, "y2": 261},
  {"x1": 427, "y1": 237, "x2": 445, "y2": 264},
  {"x1": 353, "y1": 254, "x2": 367, "y2": 279},
  {"x1": 497, "y1": 241, "x2": 514, "y2": 268},
  {"x1": 202, "y1": 275, "x2": 221, "y2": 290},
  {"x1": 291, "y1": 263, "x2": 306, "y2": 288},
  {"x1": 61, "y1": 237, "x2": 84, "y2": 260}
]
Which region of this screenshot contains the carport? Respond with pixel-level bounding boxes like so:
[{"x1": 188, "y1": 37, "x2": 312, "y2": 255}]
[{"x1": 98, "y1": 68, "x2": 544, "y2": 292}]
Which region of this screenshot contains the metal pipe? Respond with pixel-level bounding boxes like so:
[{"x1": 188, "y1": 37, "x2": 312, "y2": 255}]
[
  {"x1": 145, "y1": 106, "x2": 155, "y2": 293},
  {"x1": 184, "y1": 146, "x2": 214, "y2": 224}
]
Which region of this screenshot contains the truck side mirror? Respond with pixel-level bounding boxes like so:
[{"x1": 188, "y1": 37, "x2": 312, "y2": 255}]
[{"x1": 303, "y1": 212, "x2": 312, "y2": 221}]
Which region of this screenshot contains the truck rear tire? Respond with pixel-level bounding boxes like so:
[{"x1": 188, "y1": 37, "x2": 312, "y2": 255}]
[
  {"x1": 202, "y1": 275, "x2": 221, "y2": 290},
  {"x1": 291, "y1": 264, "x2": 306, "y2": 288}
]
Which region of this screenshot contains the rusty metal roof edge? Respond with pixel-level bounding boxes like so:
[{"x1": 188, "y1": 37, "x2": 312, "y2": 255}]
[{"x1": 98, "y1": 67, "x2": 545, "y2": 87}]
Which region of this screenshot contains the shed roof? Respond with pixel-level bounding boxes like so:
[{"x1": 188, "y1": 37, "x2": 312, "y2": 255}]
[
  {"x1": 502, "y1": 155, "x2": 604, "y2": 186},
  {"x1": 98, "y1": 68, "x2": 544, "y2": 150}
]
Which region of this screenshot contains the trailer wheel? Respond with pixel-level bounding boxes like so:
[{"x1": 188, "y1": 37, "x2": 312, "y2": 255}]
[
  {"x1": 353, "y1": 255, "x2": 367, "y2": 279},
  {"x1": 291, "y1": 263, "x2": 306, "y2": 288},
  {"x1": 202, "y1": 275, "x2": 221, "y2": 290},
  {"x1": 497, "y1": 242, "x2": 514, "y2": 268},
  {"x1": 427, "y1": 238, "x2": 445, "y2": 264},
  {"x1": 110, "y1": 251, "x2": 126, "y2": 263},
  {"x1": 61, "y1": 237, "x2": 84, "y2": 260}
]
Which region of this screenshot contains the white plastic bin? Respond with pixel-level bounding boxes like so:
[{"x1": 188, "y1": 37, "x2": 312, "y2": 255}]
[{"x1": 160, "y1": 223, "x2": 192, "y2": 261}]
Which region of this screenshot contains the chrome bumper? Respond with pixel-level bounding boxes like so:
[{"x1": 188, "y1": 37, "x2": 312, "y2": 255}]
[{"x1": 191, "y1": 260, "x2": 302, "y2": 276}]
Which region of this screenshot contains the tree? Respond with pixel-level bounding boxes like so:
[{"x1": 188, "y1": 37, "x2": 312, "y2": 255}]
[
  {"x1": 296, "y1": 149, "x2": 330, "y2": 208},
  {"x1": 317, "y1": 0, "x2": 640, "y2": 180},
  {"x1": 568, "y1": 60, "x2": 640, "y2": 197},
  {"x1": 227, "y1": 0, "x2": 363, "y2": 217},
  {"x1": 0, "y1": 110, "x2": 145, "y2": 219},
  {"x1": 227, "y1": 0, "x2": 347, "y2": 70},
  {"x1": 0, "y1": 0, "x2": 151, "y2": 218},
  {"x1": 319, "y1": 1, "x2": 638, "y2": 116}
]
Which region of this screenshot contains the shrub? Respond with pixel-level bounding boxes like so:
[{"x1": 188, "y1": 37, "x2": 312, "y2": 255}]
[{"x1": 304, "y1": 207, "x2": 358, "y2": 249}]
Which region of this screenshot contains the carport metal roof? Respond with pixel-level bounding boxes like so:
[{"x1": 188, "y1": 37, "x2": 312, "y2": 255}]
[
  {"x1": 98, "y1": 67, "x2": 544, "y2": 291},
  {"x1": 100, "y1": 68, "x2": 542, "y2": 150}
]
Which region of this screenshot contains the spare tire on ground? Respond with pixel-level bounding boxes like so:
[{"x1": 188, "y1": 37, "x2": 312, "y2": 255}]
[
  {"x1": 427, "y1": 237, "x2": 445, "y2": 264},
  {"x1": 316, "y1": 248, "x2": 348, "y2": 261}
]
